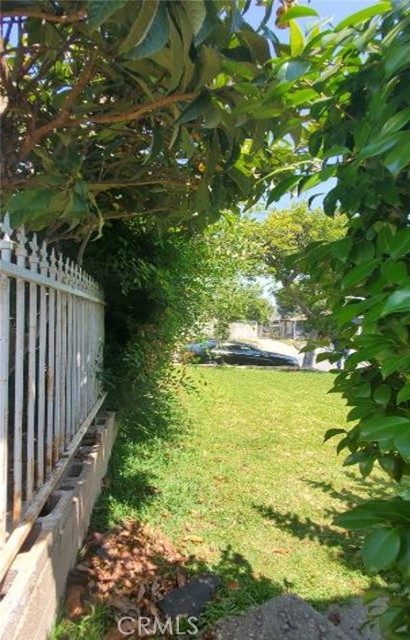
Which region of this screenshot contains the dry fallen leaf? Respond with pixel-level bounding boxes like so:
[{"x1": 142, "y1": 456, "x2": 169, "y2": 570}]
[
  {"x1": 183, "y1": 534, "x2": 204, "y2": 544},
  {"x1": 66, "y1": 520, "x2": 189, "y2": 634},
  {"x1": 65, "y1": 583, "x2": 88, "y2": 619},
  {"x1": 227, "y1": 580, "x2": 241, "y2": 590}
]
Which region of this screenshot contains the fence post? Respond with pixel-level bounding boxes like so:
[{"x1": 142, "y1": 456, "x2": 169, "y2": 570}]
[
  {"x1": 46, "y1": 250, "x2": 56, "y2": 471},
  {"x1": 0, "y1": 214, "x2": 12, "y2": 546},
  {"x1": 27, "y1": 234, "x2": 39, "y2": 500},
  {"x1": 13, "y1": 227, "x2": 27, "y2": 526},
  {"x1": 36, "y1": 242, "x2": 48, "y2": 486},
  {"x1": 64, "y1": 258, "x2": 71, "y2": 447}
]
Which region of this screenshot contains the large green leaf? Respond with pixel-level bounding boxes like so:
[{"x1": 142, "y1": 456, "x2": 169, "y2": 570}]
[
  {"x1": 278, "y1": 5, "x2": 319, "y2": 23},
  {"x1": 397, "y1": 527, "x2": 410, "y2": 573},
  {"x1": 336, "y1": 500, "x2": 410, "y2": 530},
  {"x1": 381, "y1": 355, "x2": 410, "y2": 379},
  {"x1": 398, "y1": 382, "x2": 410, "y2": 405},
  {"x1": 277, "y1": 60, "x2": 310, "y2": 83},
  {"x1": 362, "y1": 527, "x2": 401, "y2": 572},
  {"x1": 334, "y1": 295, "x2": 386, "y2": 326},
  {"x1": 385, "y1": 229, "x2": 410, "y2": 260},
  {"x1": 324, "y1": 428, "x2": 346, "y2": 442},
  {"x1": 373, "y1": 384, "x2": 391, "y2": 407},
  {"x1": 183, "y1": 0, "x2": 206, "y2": 35},
  {"x1": 118, "y1": 0, "x2": 160, "y2": 55},
  {"x1": 7, "y1": 188, "x2": 54, "y2": 223},
  {"x1": 128, "y1": 3, "x2": 169, "y2": 60},
  {"x1": 228, "y1": 165, "x2": 252, "y2": 195},
  {"x1": 381, "y1": 288, "x2": 410, "y2": 316},
  {"x1": 384, "y1": 133, "x2": 410, "y2": 175},
  {"x1": 87, "y1": 0, "x2": 128, "y2": 30},
  {"x1": 341, "y1": 260, "x2": 378, "y2": 290},
  {"x1": 195, "y1": 46, "x2": 222, "y2": 88},
  {"x1": 360, "y1": 415, "x2": 410, "y2": 441},
  {"x1": 167, "y1": 16, "x2": 185, "y2": 90},
  {"x1": 343, "y1": 451, "x2": 375, "y2": 467},
  {"x1": 385, "y1": 38, "x2": 410, "y2": 76},
  {"x1": 223, "y1": 59, "x2": 257, "y2": 80},
  {"x1": 395, "y1": 432, "x2": 410, "y2": 462},
  {"x1": 175, "y1": 92, "x2": 211, "y2": 125},
  {"x1": 267, "y1": 175, "x2": 302, "y2": 204},
  {"x1": 382, "y1": 107, "x2": 410, "y2": 133},
  {"x1": 289, "y1": 20, "x2": 305, "y2": 57},
  {"x1": 238, "y1": 30, "x2": 270, "y2": 64},
  {"x1": 335, "y1": 3, "x2": 391, "y2": 31},
  {"x1": 202, "y1": 102, "x2": 221, "y2": 128},
  {"x1": 358, "y1": 131, "x2": 402, "y2": 160},
  {"x1": 381, "y1": 261, "x2": 408, "y2": 284}
]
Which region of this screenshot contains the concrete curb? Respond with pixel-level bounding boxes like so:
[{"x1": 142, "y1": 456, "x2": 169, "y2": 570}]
[{"x1": 0, "y1": 412, "x2": 117, "y2": 640}]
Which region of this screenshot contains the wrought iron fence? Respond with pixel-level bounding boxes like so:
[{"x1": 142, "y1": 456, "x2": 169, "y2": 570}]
[{"x1": 0, "y1": 214, "x2": 105, "y2": 582}]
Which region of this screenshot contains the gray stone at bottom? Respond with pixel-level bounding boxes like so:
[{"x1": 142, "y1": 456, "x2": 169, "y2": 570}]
[
  {"x1": 159, "y1": 574, "x2": 221, "y2": 619},
  {"x1": 211, "y1": 595, "x2": 351, "y2": 640}
]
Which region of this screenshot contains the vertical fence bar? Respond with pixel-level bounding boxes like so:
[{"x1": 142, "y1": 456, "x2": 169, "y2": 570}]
[
  {"x1": 46, "y1": 250, "x2": 56, "y2": 473},
  {"x1": 36, "y1": 242, "x2": 48, "y2": 487},
  {"x1": 85, "y1": 278, "x2": 91, "y2": 413},
  {"x1": 71, "y1": 265, "x2": 77, "y2": 434},
  {"x1": 0, "y1": 215, "x2": 12, "y2": 545},
  {"x1": 80, "y1": 270, "x2": 86, "y2": 424},
  {"x1": 58, "y1": 255, "x2": 67, "y2": 454},
  {"x1": 100, "y1": 294, "x2": 105, "y2": 397},
  {"x1": 65, "y1": 259, "x2": 72, "y2": 445},
  {"x1": 54, "y1": 256, "x2": 63, "y2": 459},
  {"x1": 13, "y1": 227, "x2": 27, "y2": 526},
  {"x1": 26, "y1": 235, "x2": 39, "y2": 502},
  {"x1": 73, "y1": 265, "x2": 80, "y2": 432}
]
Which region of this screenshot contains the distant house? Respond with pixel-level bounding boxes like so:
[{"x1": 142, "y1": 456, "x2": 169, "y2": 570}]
[
  {"x1": 201, "y1": 313, "x2": 308, "y2": 343},
  {"x1": 227, "y1": 316, "x2": 308, "y2": 342},
  {"x1": 228, "y1": 321, "x2": 259, "y2": 341},
  {"x1": 271, "y1": 315, "x2": 308, "y2": 340}
]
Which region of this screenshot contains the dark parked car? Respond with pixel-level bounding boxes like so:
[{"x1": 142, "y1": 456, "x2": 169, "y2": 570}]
[{"x1": 184, "y1": 340, "x2": 299, "y2": 368}]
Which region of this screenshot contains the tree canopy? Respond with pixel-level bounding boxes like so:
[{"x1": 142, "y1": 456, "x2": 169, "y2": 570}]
[
  {"x1": 197, "y1": 213, "x2": 274, "y2": 335},
  {"x1": 0, "y1": 0, "x2": 294, "y2": 242},
  {"x1": 255, "y1": 202, "x2": 346, "y2": 335}
]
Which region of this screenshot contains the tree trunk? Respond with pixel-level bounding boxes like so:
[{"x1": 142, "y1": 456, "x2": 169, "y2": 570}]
[{"x1": 302, "y1": 330, "x2": 318, "y2": 369}]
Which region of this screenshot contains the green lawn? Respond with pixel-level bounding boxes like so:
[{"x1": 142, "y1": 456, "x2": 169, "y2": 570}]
[{"x1": 89, "y1": 366, "x2": 389, "y2": 626}]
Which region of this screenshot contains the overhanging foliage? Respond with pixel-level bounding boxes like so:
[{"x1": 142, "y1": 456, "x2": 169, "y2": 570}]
[
  {"x1": 0, "y1": 0, "x2": 296, "y2": 241},
  {"x1": 2, "y1": 0, "x2": 410, "y2": 636},
  {"x1": 258, "y1": 2, "x2": 410, "y2": 635}
]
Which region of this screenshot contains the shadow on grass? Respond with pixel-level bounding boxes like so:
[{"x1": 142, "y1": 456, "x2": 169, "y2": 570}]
[
  {"x1": 252, "y1": 503, "x2": 363, "y2": 575},
  {"x1": 252, "y1": 474, "x2": 393, "y2": 585},
  {"x1": 192, "y1": 546, "x2": 376, "y2": 629},
  {"x1": 91, "y1": 380, "x2": 190, "y2": 530},
  {"x1": 303, "y1": 473, "x2": 392, "y2": 511},
  {"x1": 188, "y1": 545, "x2": 283, "y2": 627}
]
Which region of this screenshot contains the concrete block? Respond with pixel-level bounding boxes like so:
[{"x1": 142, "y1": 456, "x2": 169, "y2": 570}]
[{"x1": 0, "y1": 412, "x2": 117, "y2": 640}]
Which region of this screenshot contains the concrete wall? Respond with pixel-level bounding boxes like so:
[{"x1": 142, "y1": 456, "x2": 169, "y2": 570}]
[
  {"x1": 0, "y1": 412, "x2": 117, "y2": 640},
  {"x1": 228, "y1": 321, "x2": 259, "y2": 341}
]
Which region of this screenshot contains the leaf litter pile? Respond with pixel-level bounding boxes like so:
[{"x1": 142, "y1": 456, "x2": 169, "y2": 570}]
[{"x1": 65, "y1": 519, "x2": 198, "y2": 639}]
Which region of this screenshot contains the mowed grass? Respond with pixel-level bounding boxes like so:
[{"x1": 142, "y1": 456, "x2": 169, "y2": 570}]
[{"x1": 92, "y1": 367, "x2": 389, "y2": 623}]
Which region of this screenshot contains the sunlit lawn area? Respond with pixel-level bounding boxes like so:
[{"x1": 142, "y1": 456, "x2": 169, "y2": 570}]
[{"x1": 90, "y1": 367, "x2": 389, "y2": 624}]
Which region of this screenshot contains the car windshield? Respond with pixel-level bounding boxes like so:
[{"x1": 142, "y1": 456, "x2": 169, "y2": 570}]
[{"x1": 219, "y1": 342, "x2": 255, "y2": 350}]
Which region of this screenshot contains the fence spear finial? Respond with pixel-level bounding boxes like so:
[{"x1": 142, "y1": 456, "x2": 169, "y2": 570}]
[{"x1": 0, "y1": 213, "x2": 13, "y2": 240}]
